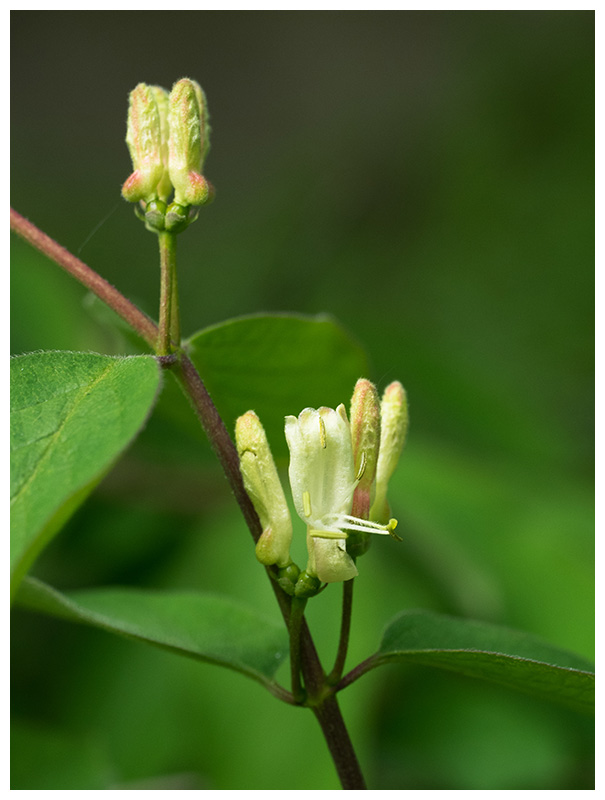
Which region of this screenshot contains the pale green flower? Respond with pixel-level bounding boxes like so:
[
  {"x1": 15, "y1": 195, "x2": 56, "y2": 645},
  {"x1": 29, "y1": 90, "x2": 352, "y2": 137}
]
[{"x1": 285, "y1": 405, "x2": 397, "y2": 583}]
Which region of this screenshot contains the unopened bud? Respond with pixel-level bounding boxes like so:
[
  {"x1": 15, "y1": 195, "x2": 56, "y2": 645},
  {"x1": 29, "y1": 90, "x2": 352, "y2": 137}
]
[
  {"x1": 349, "y1": 379, "x2": 381, "y2": 507},
  {"x1": 370, "y1": 381, "x2": 408, "y2": 524},
  {"x1": 235, "y1": 411, "x2": 293, "y2": 568},
  {"x1": 122, "y1": 83, "x2": 167, "y2": 204},
  {"x1": 168, "y1": 78, "x2": 212, "y2": 207},
  {"x1": 191, "y1": 80, "x2": 211, "y2": 172},
  {"x1": 149, "y1": 85, "x2": 172, "y2": 202},
  {"x1": 348, "y1": 380, "x2": 381, "y2": 560}
]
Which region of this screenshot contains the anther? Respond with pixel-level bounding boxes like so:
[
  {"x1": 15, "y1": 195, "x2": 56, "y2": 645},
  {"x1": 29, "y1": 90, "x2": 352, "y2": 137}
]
[
  {"x1": 387, "y1": 518, "x2": 403, "y2": 541},
  {"x1": 355, "y1": 451, "x2": 367, "y2": 482},
  {"x1": 302, "y1": 490, "x2": 312, "y2": 518},
  {"x1": 318, "y1": 417, "x2": 327, "y2": 449}
]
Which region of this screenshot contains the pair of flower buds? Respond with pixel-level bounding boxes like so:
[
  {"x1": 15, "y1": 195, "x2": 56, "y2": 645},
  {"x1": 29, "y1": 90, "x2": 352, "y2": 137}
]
[
  {"x1": 122, "y1": 78, "x2": 213, "y2": 231},
  {"x1": 236, "y1": 379, "x2": 408, "y2": 595}
]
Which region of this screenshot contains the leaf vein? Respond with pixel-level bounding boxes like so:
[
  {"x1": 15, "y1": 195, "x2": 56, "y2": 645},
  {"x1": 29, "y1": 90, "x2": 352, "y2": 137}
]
[{"x1": 11, "y1": 362, "x2": 116, "y2": 506}]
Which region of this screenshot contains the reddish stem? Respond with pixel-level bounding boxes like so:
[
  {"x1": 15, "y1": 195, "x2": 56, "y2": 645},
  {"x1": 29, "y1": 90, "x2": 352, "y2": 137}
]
[{"x1": 10, "y1": 208, "x2": 158, "y2": 349}]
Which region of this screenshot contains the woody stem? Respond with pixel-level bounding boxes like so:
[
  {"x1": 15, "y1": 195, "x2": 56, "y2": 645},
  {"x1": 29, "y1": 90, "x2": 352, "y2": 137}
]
[
  {"x1": 328, "y1": 578, "x2": 355, "y2": 683},
  {"x1": 288, "y1": 596, "x2": 307, "y2": 703}
]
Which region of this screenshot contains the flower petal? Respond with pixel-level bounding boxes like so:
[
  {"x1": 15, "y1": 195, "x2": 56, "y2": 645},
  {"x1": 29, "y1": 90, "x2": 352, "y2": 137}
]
[{"x1": 285, "y1": 405, "x2": 356, "y2": 528}]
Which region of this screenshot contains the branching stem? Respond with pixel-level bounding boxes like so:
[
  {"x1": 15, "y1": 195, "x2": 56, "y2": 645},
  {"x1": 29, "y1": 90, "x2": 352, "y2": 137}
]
[
  {"x1": 10, "y1": 208, "x2": 158, "y2": 349},
  {"x1": 10, "y1": 207, "x2": 368, "y2": 790},
  {"x1": 336, "y1": 655, "x2": 376, "y2": 693}
]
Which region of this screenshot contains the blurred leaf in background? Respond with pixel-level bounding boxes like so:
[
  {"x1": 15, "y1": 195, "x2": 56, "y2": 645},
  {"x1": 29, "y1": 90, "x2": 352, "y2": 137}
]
[{"x1": 11, "y1": 9, "x2": 593, "y2": 790}]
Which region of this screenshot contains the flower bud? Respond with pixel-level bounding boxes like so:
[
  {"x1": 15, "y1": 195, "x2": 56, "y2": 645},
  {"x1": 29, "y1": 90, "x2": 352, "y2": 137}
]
[
  {"x1": 168, "y1": 78, "x2": 212, "y2": 207},
  {"x1": 149, "y1": 85, "x2": 172, "y2": 202},
  {"x1": 235, "y1": 411, "x2": 293, "y2": 568},
  {"x1": 191, "y1": 80, "x2": 211, "y2": 172},
  {"x1": 276, "y1": 562, "x2": 300, "y2": 595},
  {"x1": 122, "y1": 83, "x2": 167, "y2": 204},
  {"x1": 347, "y1": 380, "x2": 381, "y2": 557},
  {"x1": 349, "y1": 379, "x2": 381, "y2": 518},
  {"x1": 370, "y1": 381, "x2": 408, "y2": 524}
]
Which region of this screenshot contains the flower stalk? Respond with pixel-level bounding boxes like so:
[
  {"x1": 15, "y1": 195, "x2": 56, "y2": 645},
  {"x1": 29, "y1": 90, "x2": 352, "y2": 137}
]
[{"x1": 157, "y1": 230, "x2": 179, "y2": 355}]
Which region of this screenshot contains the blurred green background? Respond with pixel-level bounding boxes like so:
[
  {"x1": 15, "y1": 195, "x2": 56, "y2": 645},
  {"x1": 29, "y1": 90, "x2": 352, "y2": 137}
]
[{"x1": 11, "y1": 10, "x2": 594, "y2": 790}]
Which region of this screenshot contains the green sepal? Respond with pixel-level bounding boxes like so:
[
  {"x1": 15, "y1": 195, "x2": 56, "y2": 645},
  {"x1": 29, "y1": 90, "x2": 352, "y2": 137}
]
[
  {"x1": 294, "y1": 571, "x2": 321, "y2": 598},
  {"x1": 165, "y1": 202, "x2": 199, "y2": 233},
  {"x1": 144, "y1": 199, "x2": 166, "y2": 232}
]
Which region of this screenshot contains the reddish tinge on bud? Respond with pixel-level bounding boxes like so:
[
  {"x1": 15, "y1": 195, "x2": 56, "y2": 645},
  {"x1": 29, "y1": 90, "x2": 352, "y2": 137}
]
[
  {"x1": 122, "y1": 83, "x2": 167, "y2": 203},
  {"x1": 349, "y1": 379, "x2": 381, "y2": 519},
  {"x1": 168, "y1": 78, "x2": 212, "y2": 207}
]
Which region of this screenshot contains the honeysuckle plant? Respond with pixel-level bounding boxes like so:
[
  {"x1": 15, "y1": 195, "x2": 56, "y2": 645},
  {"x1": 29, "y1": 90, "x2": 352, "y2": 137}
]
[{"x1": 10, "y1": 78, "x2": 594, "y2": 790}]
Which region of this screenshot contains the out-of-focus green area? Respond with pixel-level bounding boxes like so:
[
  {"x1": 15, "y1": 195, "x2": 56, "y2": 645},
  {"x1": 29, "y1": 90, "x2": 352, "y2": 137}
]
[{"x1": 11, "y1": 10, "x2": 593, "y2": 790}]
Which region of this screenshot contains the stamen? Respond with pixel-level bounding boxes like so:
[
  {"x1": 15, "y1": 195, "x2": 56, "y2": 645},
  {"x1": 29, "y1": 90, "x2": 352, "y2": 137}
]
[
  {"x1": 302, "y1": 490, "x2": 312, "y2": 518},
  {"x1": 327, "y1": 513, "x2": 401, "y2": 538},
  {"x1": 355, "y1": 451, "x2": 367, "y2": 482},
  {"x1": 318, "y1": 416, "x2": 327, "y2": 448},
  {"x1": 339, "y1": 514, "x2": 392, "y2": 530}
]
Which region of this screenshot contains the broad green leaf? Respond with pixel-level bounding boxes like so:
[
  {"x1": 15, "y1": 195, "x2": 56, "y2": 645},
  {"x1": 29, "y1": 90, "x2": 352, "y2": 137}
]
[
  {"x1": 16, "y1": 577, "x2": 289, "y2": 688},
  {"x1": 186, "y1": 313, "x2": 368, "y2": 458},
  {"x1": 10, "y1": 352, "x2": 161, "y2": 597},
  {"x1": 356, "y1": 610, "x2": 594, "y2": 714}
]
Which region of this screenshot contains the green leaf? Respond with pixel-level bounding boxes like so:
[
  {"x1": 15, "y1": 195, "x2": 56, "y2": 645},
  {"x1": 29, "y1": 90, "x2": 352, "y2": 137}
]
[
  {"x1": 15, "y1": 577, "x2": 289, "y2": 688},
  {"x1": 186, "y1": 313, "x2": 368, "y2": 458},
  {"x1": 10, "y1": 352, "x2": 161, "y2": 597},
  {"x1": 356, "y1": 610, "x2": 594, "y2": 714}
]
